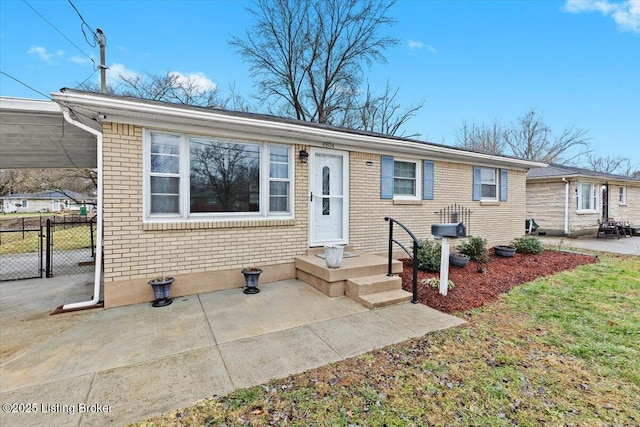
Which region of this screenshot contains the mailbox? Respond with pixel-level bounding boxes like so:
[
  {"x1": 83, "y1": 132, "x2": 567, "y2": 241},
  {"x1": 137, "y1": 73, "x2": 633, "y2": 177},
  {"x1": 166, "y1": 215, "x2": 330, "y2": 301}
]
[{"x1": 431, "y1": 222, "x2": 466, "y2": 238}]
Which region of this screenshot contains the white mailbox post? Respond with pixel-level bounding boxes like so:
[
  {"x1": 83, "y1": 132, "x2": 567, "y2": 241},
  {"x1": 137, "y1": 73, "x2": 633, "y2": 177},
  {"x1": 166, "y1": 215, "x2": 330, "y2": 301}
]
[{"x1": 430, "y1": 223, "x2": 466, "y2": 296}]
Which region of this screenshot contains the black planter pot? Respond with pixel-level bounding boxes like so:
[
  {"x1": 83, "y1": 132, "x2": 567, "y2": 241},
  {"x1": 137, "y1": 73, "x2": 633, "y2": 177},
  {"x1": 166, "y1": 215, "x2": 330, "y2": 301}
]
[
  {"x1": 148, "y1": 277, "x2": 174, "y2": 307},
  {"x1": 449, "y1": 252, "x2": 470, "y2": 267},
  {"x1": 242, "y1": 270, "x2": 262, "y2": 294},
  {"x1": 494, "y1": 245, "x2": 516, "y2": 257}
]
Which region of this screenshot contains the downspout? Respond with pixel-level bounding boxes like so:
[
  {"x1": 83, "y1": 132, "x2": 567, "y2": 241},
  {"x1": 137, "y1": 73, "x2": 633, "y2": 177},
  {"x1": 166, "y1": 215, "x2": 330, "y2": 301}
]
[
  {"x1": 562, "y1": 177, "x2": 569, "y2": 235},
  {"x1": 61, "y1": 110, "x2": 103, "y2": 310}
]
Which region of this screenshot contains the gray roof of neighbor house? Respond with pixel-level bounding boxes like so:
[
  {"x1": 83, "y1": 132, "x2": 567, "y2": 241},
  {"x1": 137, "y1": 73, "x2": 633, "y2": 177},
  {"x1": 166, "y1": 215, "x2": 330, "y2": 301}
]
[
  {"x1": 527, "y1": 164, "x2": 640, "y2": 183},
  {"x1": 1, "y1": 190, "x2": 96, "y2": 200}
]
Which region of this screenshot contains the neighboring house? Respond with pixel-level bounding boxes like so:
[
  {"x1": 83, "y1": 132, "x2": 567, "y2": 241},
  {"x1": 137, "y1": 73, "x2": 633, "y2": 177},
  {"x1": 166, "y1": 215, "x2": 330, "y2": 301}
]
[
  {"x1": 12, "y1": 90, "x2": 544, "y2": 308},
  {"x1": 526, "y1": 164, "x2": 640, "y2": 236},
  {"x1": 1, "y1": 190, "x2": 95, "y2": 213}
]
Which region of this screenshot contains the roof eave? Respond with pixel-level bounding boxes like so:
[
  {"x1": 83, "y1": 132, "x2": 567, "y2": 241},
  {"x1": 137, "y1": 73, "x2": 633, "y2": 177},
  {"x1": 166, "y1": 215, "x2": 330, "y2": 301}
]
[{"x1": 51, "y1": 90, "x2": 547, "y2": 170}]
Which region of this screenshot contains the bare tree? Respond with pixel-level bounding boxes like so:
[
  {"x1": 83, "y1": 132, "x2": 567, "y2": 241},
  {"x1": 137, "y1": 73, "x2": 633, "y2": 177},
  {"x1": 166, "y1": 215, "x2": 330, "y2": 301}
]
[
  {"x1": 353, "y1": 81, "x2": 424, "y2": 137},
  {"x1": 0, "y1": 169, "x2": 96, "y2": 202},
  {"x1": 455, "y1": 119, "x2": 505, "y2": 155},
  {"x1": 78, "y1": 71, "x2": 228, "y2": 108},
  {"x1": 503, "y1": 109, "x2": 590, "y2": 163},
  {"x1": 584, "y1": 154, "x2": 629, "y2": 174},
  {"x1": 584, "y1": 154, "x2": 640, "y2": 177},
  {"x1": 230, "y1": 0, "x2": 398, "y2": 126}
]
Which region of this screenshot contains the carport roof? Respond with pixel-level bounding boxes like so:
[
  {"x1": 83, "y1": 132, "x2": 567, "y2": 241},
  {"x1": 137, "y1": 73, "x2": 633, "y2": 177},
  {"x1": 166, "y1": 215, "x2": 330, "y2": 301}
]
[{"x1": 0, "y1": 97, "x2": 97, "y2": 169}]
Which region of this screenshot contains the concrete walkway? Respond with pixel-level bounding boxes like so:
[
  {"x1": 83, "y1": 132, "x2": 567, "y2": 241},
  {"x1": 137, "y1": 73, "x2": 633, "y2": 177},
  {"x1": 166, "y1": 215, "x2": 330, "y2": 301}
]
[
  {"x1": 0, "y1": 275, "x2": 465, "y2": 427},
  {"x1": 539, "y1": 235, "x2": 640, "y2": 256}
]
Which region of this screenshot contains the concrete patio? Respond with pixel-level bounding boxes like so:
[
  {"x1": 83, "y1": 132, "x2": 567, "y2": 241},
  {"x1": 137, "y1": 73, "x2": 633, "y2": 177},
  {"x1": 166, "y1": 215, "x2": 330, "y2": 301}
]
[
  {"x1": 539, "y1": 235, "x2": 640, "y2": 256},
  {"x1": 0, "y1": 274, "x2": 465, "y2": 427}
]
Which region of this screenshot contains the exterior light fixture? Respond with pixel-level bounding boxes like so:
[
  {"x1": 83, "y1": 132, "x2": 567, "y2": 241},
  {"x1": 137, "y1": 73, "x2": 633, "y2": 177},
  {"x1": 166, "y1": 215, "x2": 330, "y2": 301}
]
[{"x1": 299, "y1": 150, "x2": 309, "y2": 163}]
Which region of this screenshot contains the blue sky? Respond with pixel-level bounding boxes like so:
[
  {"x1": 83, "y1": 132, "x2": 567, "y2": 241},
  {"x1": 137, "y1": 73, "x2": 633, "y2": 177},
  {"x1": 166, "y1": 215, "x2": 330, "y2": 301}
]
[{"x1": 1, "y1": 0, "x2": 638, "y2": 165}]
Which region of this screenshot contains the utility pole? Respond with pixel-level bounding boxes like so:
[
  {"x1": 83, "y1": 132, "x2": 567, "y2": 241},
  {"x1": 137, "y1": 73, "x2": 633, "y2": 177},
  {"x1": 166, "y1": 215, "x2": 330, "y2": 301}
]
[{"x1": 97, "y1": 28, "x2": 107, "y2": 93}]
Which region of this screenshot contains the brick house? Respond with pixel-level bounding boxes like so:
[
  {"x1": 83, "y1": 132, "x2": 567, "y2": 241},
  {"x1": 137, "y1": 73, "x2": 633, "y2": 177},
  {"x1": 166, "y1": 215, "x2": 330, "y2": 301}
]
[
  {"x1": 17, "y1": 90, "x2": 543, "y2": 308},
  {"x1": 526, "y1": 164, "x2": 640, "y2": 236}
]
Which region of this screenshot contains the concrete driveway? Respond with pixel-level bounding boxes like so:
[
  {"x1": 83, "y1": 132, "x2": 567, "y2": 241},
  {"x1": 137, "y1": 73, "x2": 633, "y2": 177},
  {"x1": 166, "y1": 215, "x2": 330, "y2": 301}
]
[
  {"x1": 0, "y1": 274, "x2": 464, "y2": 426},
  {"x1": 539, "y1": 235, "x2": 640, "y2": 256}
]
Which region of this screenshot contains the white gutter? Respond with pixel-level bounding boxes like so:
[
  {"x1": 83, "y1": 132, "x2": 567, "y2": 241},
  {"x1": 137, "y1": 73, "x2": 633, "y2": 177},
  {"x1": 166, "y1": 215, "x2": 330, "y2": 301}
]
[
  {"x1": 61, "y1": 110, "x2": 103, "y2": 309},
  {"x1": 562, "y1": 177, "x2": 569, "y2": 235},
  {"x1": 52, "y1": 90, "x2": 547, "y2": 170}
]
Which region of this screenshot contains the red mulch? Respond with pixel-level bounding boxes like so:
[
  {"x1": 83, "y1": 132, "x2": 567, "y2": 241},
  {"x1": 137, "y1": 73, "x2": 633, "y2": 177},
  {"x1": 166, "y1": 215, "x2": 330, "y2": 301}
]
[{"x1": 400, "y1": 249, "x2": 598, "y2": 314}]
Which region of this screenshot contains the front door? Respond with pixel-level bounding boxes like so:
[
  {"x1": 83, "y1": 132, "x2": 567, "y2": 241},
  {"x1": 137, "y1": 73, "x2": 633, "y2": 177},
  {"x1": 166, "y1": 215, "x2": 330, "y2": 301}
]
[{"x1": 309, "y1": 149, "x2": 349, "y2": 246}]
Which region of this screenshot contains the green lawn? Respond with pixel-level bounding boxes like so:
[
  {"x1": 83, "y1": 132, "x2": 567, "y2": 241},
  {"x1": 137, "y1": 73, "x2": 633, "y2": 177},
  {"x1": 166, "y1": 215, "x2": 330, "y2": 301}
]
[
  {"x1": 0, "y1": 226, "x2": 93, "y2": 255},
  {"x1": 135, "y1": 253, "x2": 640, "y2": 426}
]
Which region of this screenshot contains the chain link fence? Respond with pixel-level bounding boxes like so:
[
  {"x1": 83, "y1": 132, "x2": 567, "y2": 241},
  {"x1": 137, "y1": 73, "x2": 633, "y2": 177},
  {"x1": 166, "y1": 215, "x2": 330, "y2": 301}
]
[{"x1": 0, "y1": 215, "x2": 97, "y2": 281}]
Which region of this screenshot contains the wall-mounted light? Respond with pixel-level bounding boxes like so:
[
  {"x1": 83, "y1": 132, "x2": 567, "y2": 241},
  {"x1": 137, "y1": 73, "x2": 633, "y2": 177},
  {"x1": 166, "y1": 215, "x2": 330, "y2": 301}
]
[
  {"x1": 366, "y1": 161, "x2": 373, "y2": 166},
  {"x1": 299, "y1": 149, "x2": 309, "y2": 163}
]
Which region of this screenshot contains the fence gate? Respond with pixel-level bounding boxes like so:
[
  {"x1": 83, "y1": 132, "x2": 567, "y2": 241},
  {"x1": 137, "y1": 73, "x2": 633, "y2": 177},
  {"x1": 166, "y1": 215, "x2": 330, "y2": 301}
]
[{"x1": 0, "y1": 215, "x2": 96, "y2": 281}]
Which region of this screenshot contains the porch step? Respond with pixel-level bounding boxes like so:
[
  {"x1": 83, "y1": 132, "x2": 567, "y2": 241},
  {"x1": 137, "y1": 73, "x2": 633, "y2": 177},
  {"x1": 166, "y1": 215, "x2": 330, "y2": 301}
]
[
  {"x1": 295, "y1": 251, "x2": 402, "y2": 297},
  {"x1": 346, "y1": 274, "x2": 402, "y2": 296},
  {"x1": 350, "y1": 288, "x2": 413, "y2": 309}
]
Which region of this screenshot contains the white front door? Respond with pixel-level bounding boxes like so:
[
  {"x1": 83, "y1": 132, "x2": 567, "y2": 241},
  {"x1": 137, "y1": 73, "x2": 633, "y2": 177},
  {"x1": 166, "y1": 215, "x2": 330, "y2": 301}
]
[{"x1": 309, "y1": 149, "x2": 349, "y2": 246}]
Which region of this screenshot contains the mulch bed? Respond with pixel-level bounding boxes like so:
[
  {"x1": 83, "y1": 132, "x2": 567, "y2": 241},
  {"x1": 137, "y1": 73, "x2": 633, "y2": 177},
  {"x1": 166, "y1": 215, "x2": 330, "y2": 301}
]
[{"x1": 400, "y1": 249, "x2": 599, "y2": 314}]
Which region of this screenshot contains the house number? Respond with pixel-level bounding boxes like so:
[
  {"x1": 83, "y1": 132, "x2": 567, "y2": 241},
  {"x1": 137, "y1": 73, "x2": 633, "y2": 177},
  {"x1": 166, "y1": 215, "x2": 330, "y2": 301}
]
[{"x1": 322, "y1": 142, "x2": 335, "y2": 149}]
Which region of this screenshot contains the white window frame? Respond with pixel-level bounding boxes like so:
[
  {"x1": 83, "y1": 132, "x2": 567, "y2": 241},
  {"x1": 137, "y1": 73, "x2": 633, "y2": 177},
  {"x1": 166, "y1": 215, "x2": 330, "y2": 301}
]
[
  {"x1": 143, "y1": 129, "x2": 294, "y2": 222},
  {"x1": 393, "y1": 158, "x2": 421, "y2": 200},
  {"x1": 576, "y1": 182, "x2": 599, "y2": 213},
  {"x1": 619, "y1": 186, "x2": 627, "y2": 205},
  {"x1": 480, "y1": 167, "x2": 498, "y2": 201}
]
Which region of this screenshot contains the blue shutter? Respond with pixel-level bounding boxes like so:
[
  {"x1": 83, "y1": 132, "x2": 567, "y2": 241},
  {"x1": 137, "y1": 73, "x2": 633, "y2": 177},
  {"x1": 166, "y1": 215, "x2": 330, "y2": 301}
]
[
  {"x1": 423, "y1": 160, "x2": 434, "y2": 200},
  {"x1": 472, "y1": 166, "x2": 482, "y2": 201},
  {"x1": 500, "y1": 169, "x2": 508, "y2": 201},
  {"x1": 381, "y1": 156, "x2": 394, "y2": 199}
]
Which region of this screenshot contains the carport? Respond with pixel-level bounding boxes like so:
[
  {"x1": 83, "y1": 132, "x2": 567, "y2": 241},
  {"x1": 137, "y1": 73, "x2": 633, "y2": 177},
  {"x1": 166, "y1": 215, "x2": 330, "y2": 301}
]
[{"x1": 0, "y1": 96, "x2": 102, "y2": 311}]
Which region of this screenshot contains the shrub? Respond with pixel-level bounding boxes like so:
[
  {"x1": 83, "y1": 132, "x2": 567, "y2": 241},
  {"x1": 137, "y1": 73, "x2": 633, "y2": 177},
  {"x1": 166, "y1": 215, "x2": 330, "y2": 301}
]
[
  {"x1": 416, "y1": 239, "x2": 441, "y2": 272},
  {"x1": 511, "y1": 236, "x2": 544, "y2": 254},
  {"x1": 456, "y1": 236, "x2": 488, "y2": 262}
]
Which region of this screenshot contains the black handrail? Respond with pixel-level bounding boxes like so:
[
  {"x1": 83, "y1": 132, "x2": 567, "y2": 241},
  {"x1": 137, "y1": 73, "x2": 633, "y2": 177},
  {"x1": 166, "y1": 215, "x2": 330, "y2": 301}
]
[{"x1": 384, "y1": 217, "x2": 422, "y2": 304}]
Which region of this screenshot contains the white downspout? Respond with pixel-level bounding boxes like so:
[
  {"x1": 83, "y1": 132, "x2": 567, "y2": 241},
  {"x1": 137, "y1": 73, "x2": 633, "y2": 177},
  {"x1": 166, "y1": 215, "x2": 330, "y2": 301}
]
[
  {"x1": 61, "y1": 110, "x2": 103, "y2": 309},
  {"x1": 562, "y1": 177, "x2": 569, "y2": 235}
]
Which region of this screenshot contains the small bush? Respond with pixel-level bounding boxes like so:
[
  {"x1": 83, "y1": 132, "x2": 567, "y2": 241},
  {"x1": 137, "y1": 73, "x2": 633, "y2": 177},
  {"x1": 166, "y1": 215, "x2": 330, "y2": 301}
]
[
  {"x1": 457, "y1": 236, "x2": 488, "y2": 262},
  {"x1": 421, "y1": 277, "x2": 455, "y2": 290},
  {"x1": 416, "y1": 239, "x2": 441, "y2": 272},
  {"x1": 512, "y1": 236, "x2": 544, "y2": 254}
]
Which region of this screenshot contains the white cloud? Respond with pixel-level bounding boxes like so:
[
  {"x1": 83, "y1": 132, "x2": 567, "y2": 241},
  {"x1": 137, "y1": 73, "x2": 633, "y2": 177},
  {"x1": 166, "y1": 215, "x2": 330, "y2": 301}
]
[
  {"x1": 408, "y1": 39, "x2": 424, "y2": 49},
  {"x1": 27, "y1": 46, "x2": 64, "y2": 63},
  {"x1": 427, "y1": 44, "x2": 438, "y2": 54},
  {"x1": 69, "y1": 56, "x2": 92, "y2": 65},
  {"x1": 107, "y1": 63, "x2": 139, "y2": 85},
  {"x1": 564, "y1": 0, "x2": 640, "y2": 33},
  {"x1": 168, "y1": 71, "x2": 217, "y2": 92}
]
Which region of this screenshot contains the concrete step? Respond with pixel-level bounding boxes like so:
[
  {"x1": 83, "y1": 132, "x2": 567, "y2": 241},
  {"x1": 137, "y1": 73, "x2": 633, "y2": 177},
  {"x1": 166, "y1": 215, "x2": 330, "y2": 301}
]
[
  {"x1": 346, "y1": 274, "x2": 402, "y2": 297},
  {"x1": 351, "y1": 288, "x2": 413, "y2": 309}
]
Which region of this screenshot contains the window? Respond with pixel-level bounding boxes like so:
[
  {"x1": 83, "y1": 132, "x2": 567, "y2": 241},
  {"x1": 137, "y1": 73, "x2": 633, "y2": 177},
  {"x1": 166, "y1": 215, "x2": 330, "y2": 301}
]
[
  {"x1": 576, "y1": 182, "x2": 599, "y2": 212},
  {"x1": 381, "y1": 156, "x2": 432, "y2": 200},
  {"x1": 472, "y1": 167, "x2": 508, "y2": 201},
  {"x1": 21, "y1": 200, "x2": 28, "y2": 208},
  {"x1": 394, "y1": 160, "x2": 418, "y2": 197},
  {"x1": 145, "y1": 131, "x2": 292, "y2": 220},
  {"x1": 619, "y1": 186, "x2": 627, "y2": 204}
]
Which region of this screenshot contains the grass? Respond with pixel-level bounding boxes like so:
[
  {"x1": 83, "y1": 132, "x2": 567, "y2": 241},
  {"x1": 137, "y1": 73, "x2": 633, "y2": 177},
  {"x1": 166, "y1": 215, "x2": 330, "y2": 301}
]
[
  {"x1": 0, "y1": 226, "x2": 93, "y2": 254},
  {"x1": 134, "y1": 253, "x2": 640, "y2": 426}
]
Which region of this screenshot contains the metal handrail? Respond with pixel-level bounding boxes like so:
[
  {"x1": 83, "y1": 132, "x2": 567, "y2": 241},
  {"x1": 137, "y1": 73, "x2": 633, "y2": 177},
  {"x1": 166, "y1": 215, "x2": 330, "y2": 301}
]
[{"x1": 384, "y1": 217, "x2": 422, "y2": 304}]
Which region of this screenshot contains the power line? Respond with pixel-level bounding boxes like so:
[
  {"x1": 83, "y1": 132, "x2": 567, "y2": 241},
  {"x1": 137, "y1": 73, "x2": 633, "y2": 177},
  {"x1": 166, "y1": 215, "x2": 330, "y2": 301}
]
[
  {"x1": 21, "y1": 0, "x2": 96, "y2": 68},
  {"x1": 66, "y1": 0, "x2": 100, "y2": 48},
  {"x1": 0, "y1": 70, "x2": 52, "y2": 99}
]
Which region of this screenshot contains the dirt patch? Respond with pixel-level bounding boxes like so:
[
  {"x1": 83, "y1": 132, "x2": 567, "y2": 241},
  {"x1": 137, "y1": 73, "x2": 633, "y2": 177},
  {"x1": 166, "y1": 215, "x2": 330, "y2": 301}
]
[{"x1": 400, "y1": 249, "x2": 598, "y2": 314}]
